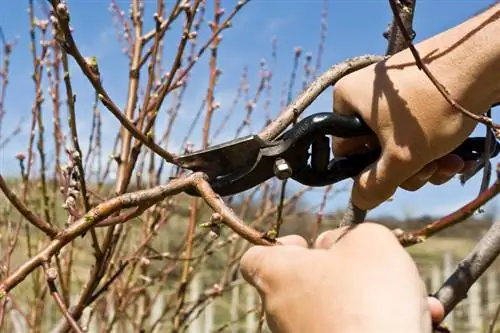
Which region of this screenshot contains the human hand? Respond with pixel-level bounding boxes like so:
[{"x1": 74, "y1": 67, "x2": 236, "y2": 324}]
[
  {"x1": 331, "y1": 55, "x2": 482, "y2": 210},
  {"x1": 240, "y1": 223, "x2": 445, "y2": 333},
  {"x1": 330, "y1": 10, "x2": 500, "y2": 210}
]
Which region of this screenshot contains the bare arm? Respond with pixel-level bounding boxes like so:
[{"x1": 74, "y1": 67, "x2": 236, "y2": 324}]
[
  {"x1": 332, "y1": 2, "x2": 500, "y2": 210},
  {"x1": 403, "y1": 1, "x2": 500, "y2": 113}
]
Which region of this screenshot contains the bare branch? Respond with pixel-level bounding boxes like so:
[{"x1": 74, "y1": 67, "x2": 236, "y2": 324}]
[
  {"x1": 0, "y1": 175, "x2": 59, "y2": 238},
  {"x1": 42, "y1": 263, "x2": 84, "y2": 333},
  {"x1": 195, "y1": 180, "x2": 276, "y2": 246},
  {"x1": 433, "y1": 209, "x2": 500, "y2": 318},
  {"x1": 258, "y1": 55, "x2": 383, "y2": 142},
  {"x1": 0, "y1": 170, "x2": 281, "y2": 298},
  {"x1": 398, "y1": 168, "x2": 499, "y2": 245},
  {"x1": 60, "y1": 48, "x2": 102, "y2": 256},
  {"x1": 48, "y1": 0, "x2": 176, "y2": 163},
  {"x1": 384, "y1": 0, "x2": 416, "y2": 55},
  {"x1": 487, "y1": 301, "x2": 500, "y2": 333}
]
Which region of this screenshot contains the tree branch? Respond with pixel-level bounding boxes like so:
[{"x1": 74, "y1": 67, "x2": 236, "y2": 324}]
[
  {"x1": 433, "y1": 210, "x2": 500, "y2": 318},
  {"x1": 0, "y1": 173, "x2": 196, "y2": 295},
  {"x1": 0, "y1": 170, "x2": 279, "y2": 297},
  {"x1": 258, "y1": 55, "x2": 384, "y2": 141},
  {"x1": 398, "y1": 166, "x2": 499, "y2": 245},
  {"x1": 0, "y1": 175, "x2": 59, "y2": 238},
  {"x1": 384, "y1": 0, "x2": 416, "y2": 56},
  {"x1": 42, "y1": 263, "x2": 84, "y2": 333},
  {"x1": 48, "y1": 0, "x2": 176, "y2": 163}
]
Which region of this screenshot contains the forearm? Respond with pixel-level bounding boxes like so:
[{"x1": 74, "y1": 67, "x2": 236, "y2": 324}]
[{"x1": 388, "y1": 2, "x2": 500, "y2": 114}]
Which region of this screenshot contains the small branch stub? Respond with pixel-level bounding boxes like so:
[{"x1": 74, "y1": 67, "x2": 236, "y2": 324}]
[{"x1": 46, "y1": 267, "x2": 58, "y2": 281}]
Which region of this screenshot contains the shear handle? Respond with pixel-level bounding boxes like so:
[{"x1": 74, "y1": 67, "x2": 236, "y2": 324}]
[
  {"x1": 292, "y1": 136, "x2": 500, "y2": 187},
  {"x1": 272, "y1": 112, "x2": 373, "y2": 152},
  {"x1": 181, "y1": 112, "x2": 374, "y2": 197},
  {"x1": 182, "y1": 111, "x2": 500, "y2": 196}
]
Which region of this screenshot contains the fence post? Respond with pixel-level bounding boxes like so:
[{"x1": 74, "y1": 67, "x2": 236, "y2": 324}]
[
  {"x1": 431, "y1": 263, "x2": 441, "y2": 292},
  {"x1": 468, "y1": 278, "x2": 482, "y2": 332},
  {"x1": 188, "y1": 274, "x2": 202, "y2": 333},
  {"x1": 151, "y1": 294, "x2": 165, "y2": 333},
  {"x1": 443, "y1": 251, "x2": 455, "y2": 331},
  {"x1": 204, "y1": 299, "x2": 214, "y2": 333},
  {"x1": 9, "y1": 310, "x2": 27, "y2": 333},
  {"x1": 487, "y1": 269, "x2": 499, "y2": 320},
  {"x1": 245, "y1": 284, "x2": 256, "y2": 333},
  {"x1": 231, "y1": 283, "x2": 240, "y2": 333}
]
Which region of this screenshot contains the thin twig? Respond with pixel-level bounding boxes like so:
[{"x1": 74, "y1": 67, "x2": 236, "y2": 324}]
[
  {"x1": 42, "y1": 263, "x2": 84, "y2": 333},
  {"x1": 60, "y1": 48, "x2": 102, "y2": 256},
  {"x1": 201, "y1": 0, "x2": 222, "y2": 148},
  {"x1": 258, "y1": 55, "x2": 383, "y2": 142},
  {"x1": 48, "y1": 0, "x2": 176, "y2": 163},
  {"x1": 0, "y1": 175, "x2": 58, "y2": 238},
  {"x1": 398, "y1": 171, "x2": 499, "y2": 246}
]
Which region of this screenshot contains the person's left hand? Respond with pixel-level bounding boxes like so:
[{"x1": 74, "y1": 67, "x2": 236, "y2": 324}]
[{"x1": 240, "y1": 223, "x2": 445, "y2": 333}]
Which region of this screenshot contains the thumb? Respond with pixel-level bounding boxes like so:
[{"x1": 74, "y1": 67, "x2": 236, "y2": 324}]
[
  {"x1": 352, "y1": 150, "x2": 425, "y2": 210},
  {"x1": 239, "y1": 241, "x2": 308, "y2": 295}
]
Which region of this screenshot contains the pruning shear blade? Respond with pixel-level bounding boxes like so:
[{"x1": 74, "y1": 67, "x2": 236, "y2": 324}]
[
  {"x1": 174, "y1": 135, "x2": 270, "y2": 177},
  {"x1": 174, "y1": 112, "x2": 500, "y2": 197}
]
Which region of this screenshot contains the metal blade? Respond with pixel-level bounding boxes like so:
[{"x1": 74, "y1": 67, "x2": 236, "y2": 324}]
[
  {"x1": 174, "y1": 135, "x2": 269, "y2": 176},
  {"x1": 460, "y1": 157, "x2": 487, "y2": 185},
  {"x1": 460, "y1": 130, "x2": 498, "y2": 185}
]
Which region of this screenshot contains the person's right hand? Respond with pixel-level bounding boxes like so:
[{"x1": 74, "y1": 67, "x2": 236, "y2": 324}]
[
  {"x1": 332, "y1": 59, "x2": 477, "y2": 210},
  {"x1": 331, "y1": 13, "x2": 500, "y2": 210}
]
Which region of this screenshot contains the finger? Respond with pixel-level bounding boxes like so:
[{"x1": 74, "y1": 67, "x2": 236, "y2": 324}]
[
  {"x1": 400, "y1": 161, "x2": 438, "y2": 191},
  {"x1": 328, "y1": 222, "x2": 404, "y2": 255},
  {"x1": 239, "y1": 243, "x2": 307, "y2": 294},
  {"x1": 352, "y1": 149, "x2": 426, "y2": 210},
  {"x1": 428, "y1": 154, "x2": 464, "y2": 185},
  {"x1": 277, "y1": 234, "x2": 308, "y2": 248},
  {"x1": 429, "y1": 173, "x2": 455, "y2": 186},
  {"x1": 314, "y1": 227, "x2": 349, "y2": 249},
  {"x1": 459, "y1": 160, "x2": 479, "y2": 175},
  {"x1": 240, "y1": 235, "x2": 308, "y2": 290},
  {"x1": 427, "y1": 297, "x2": 445, "y2": 324},
  {"x1": 240, "y1": 245, "x2": 268, "y2": 291}
]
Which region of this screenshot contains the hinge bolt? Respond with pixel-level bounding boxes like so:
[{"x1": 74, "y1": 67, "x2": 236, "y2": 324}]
[{"x1": 273, "y1": 158, "x2": 293, "y2": 180}]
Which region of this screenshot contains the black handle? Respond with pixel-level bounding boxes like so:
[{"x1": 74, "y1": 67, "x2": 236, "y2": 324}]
[
  {"x1": 279, "y1": 112, "x2": 373, "y2": 143},
  {"x1": 292, "y1": 136, "x2": 500, "y2": 187},
  {"x1": 291, "y1": 148, "x2": 381, "y2": 186},
  {"x1": 182, "y1": 110, "x2": 500, "y2": 196}
]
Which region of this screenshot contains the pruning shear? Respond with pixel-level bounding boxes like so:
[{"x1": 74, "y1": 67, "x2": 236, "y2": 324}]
[{"x1": 174, "y1": 112, "x2": 500, "y2": 197}]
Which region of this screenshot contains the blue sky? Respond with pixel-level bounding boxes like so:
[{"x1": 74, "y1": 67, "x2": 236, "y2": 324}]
[{"x1": 0, "y1": 0, "x2": 498, "y2": 220}]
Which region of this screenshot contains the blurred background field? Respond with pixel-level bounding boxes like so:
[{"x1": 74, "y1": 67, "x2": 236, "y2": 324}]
[{"x1": 2, "y1": 188, "x2": 499, "y2": 332}]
